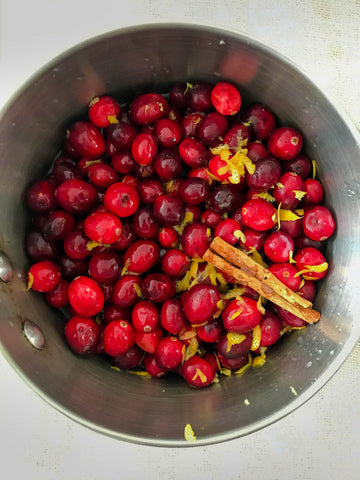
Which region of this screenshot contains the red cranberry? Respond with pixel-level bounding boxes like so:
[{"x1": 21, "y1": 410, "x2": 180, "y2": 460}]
[
  {"x1": 68, "y1": 275, "x2": 104, "y2": 317},
  {"x1": 197, "y1": 318, "x2": 225, "y2": 343},
  {"x1": 124, "y1": 239, "x2": 160, "y2": 274},
  {"x1": 273, "y1": 172, "x2": 305, "y2": 209},
  {"x1": 267, "y1": 126, "x2": 303, "y2": 160},
  {"x1": 242, "y1": 104, "x2": 276, "y2": 140},
  {"x1": 88, "y1": 164, "x2": 118, "y2": 190},
  {"x1": 132, "y1": 300, "x2": 160, "y2": 333},
  {"x1": 181, "y1": 222, "x2": 211, "y2": 258},
  {"x1": 153, "y1": 194, "x2": 185, "y2": 226},
  {"x1": 161, "y1": 248, "x2": 190, "y2": 277},
  {"x1": 217, "y1": 353, "x2": 249, "y2": 370},
  {"x1": 181, "y1": 112, "x2": 205, "y2": 137},
  {"x1": 263, "y1": 231, "x2": 294, "y2": 263},
  {"x1": 88, "y1": 95, "x2": 121, "y2": 127},
  {"x1": 223, "y1": 123, "x2": 251, "y2": 151},
  {"x1": 137, "y1": 179, "x2": 163, "y2": 204},
  {"x1": 196, "y1": 111, "x2": 228, "y2": 147},
  {"x1": 45, "y1": 278, "x2": 69, "y2": 308},
  {"x1": 216, "y1": 333, "x2": 252, "y2": 359},
  {"x1": 135, "y1": 328, "x2": 163, "y2": 353},
  {"x1": 112, "y1": 152, "x2": 136, "y2": 174},
  {"x1": 303, "y1": 178, "x2": 324, "y2": 205},
  {"x1": 130, "y1": 92, "x2": 168, "y2": 125},
  {"x1": 88, "y1": 250, "x2": 122, "y2": 284},
  {"x1": 142, "y1": 273, "x2": 176, "y2": 303},
  {"x1": 178, "y1": 137, "x2": 208, "y2": 168},
  {"x1": 222, "y1": 296, "x2": 262, "y2": 333},
  {"x1": 112, "y1": 345, "x2": 144, "y2": 369},
  {"x1": 241, "y1": 198, "x2": 277, "y2": 231},
  {"x1": 259, "y1": 311, "x2": 281, "y2": 347},
  {"x1": 55, "y1": 179, "x2": 98, "y2": 215},
  {"x1": 103, "y1": 319, "x2": 136, "y2": 356},
  {"x1": 112, "y1": 275, "x2": 142, "y2": 307},
  {"x1": 154, "y1": 118, "x2": 182, "y2": 147},
  {"x1": 104, "y1": 182, "x2": 140, "y2": 217},
  {"x1": 65, "y1": 316, "x2": 101, "y2": 354},
  {"x1": 132, "y1": 206, "x2": 159, "y2": 239},
  {"x1": 67, "y1": 121, "x2": 105, "y2": 158},
  {"x1": 59, "y1": 254, "x2": 89, "y2": 280},
  {"x1": 214, "y1": 218, "x2": 242, "y2": 245},
  {"x1": 26, "y1": 180, "x2": 58, "y2": 214},
  {"x1": 246, "y1": 156, "x2": 281, "y2": 191},
  {"x1": 239, "y1": 228, "x2": 267, "y2": 251},
  {"x1": 154, "y1": 336, "x2": 184, "y2": 371},
  {"x1": 64, "y1": 228, "x2": 90, "y2": 259},
  {"x1": 279, "y1": 214, "x2": 303, "y2": 238},
  {"x1": 100, "y1": 282, "x2": 115, "y2": 304},
  {"x1": 188, "y1": 82, "x2": 213, "y2": 112},
  {"x1": 282, "y1": 153, "x2": 311, "y2": 179},
  {"x1": 293, "y1": 233, "x2": 324, "y2": 252},
  {"x1": 181, "y1": 283, "x2": 221, "y2": 324},
  {"x1": 27, "y1": 260, "x2": 61, "y2": 292},
  {"x1": 294, "y1": 247, "x2": 328, "y2": 281},
  {"x1": 84, "y1": 211, "x2": 122, "y2": 244},
  {"x1": 269, "y1": 263, "x2": 301, "y2": 291},
  {"x1": 144, "y1": 353, "x2": 167, "y2": 377},
  {"x1": 160, "y1": 298, "x2": 188, "y2": 335},
  {"x1": 25, "y1": 231, "x2": 58, "y2": 261},
  {"x1": 106, "y1": 121, "x2": 137, "y2": 151},
  {"x1": 153, "y1": 149, "x2": 183, "y2": 180},
  {"x1": 276, "y1": 305, "x2": 306, "y2": 328},
  {"x1": 201, "y1": 209, "x2": 223, "y2": 229},
  {"x1": 131, "y1": 132, "x2": 158, "y2": 166},
  {"x1": 209, "y1": 184, "x2": 244, "y2": 214},
  {"x1": 302, "y1": 205, "x2": 335, "y2": 241},
  {"x1": 297, "y1": 279, "x2": 316, "y2": 302},
  {"x1": 182, "y1": 355, "x2": 215, "y2": 388},
  {"x1": 112, "y1": 221, "x2": 136, "y2": 251},
  {"x1": 157, "y1": 226, "x2": 180, "y2": 248},
  {"x1": 179, "y1": 177, "x2": 209, "y2": 205},
  {"x1": 211, "y1": 81, "x2": 241, "y2": 116}
]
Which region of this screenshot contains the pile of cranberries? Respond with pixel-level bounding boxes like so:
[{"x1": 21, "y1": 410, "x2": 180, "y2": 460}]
[{"x1": 25, "y1": 81, "x2": 335, "y2": 388}]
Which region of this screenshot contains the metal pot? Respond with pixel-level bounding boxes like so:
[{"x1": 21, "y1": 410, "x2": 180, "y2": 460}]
[{"x1": 1, "y1": 24, "x2": 360, "y2": 447}]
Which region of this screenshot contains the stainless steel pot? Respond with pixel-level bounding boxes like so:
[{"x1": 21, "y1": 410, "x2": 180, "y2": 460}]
[{"x1": 1, "y1": 24, "x2": 360, "y2": 447}]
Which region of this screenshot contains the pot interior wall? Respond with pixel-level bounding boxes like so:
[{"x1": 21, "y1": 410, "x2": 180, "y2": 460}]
[{"x1": 1, "y1": 25, "x2": 360, "y2": 446}]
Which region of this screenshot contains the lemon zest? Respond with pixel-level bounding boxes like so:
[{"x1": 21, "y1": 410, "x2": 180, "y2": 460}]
[
  {"x1": 290, "y1": 386, "x2": 298, "y2": 396},
  {"x1": 234, "y1": 229, "x2": 246, "y2": 243},
  {"x1": 243, "y1": 121, "x2": 251, "y2": 127},
  {"x1": 184, "y1": 423, "x2": 197, "y2": 442},
  {"x1": 189, "y1": 259, "x2": 200, "y2": 279},
  {"x1": 192, "y1": 367, "x2": 208, "y2": 384},
  {"x1": 184, "y1": 337, "x2": 199, "y2": 362},
  {"x1": 221, "y1": 367, "x2": 232, "y2": 376},
  {"x1": 27, "y1": 272, "x2": 34, "y2": 290},
  {"x1": 294, "y1": 262, "x2": 328, "y2": 278},
  {"x1": 312, "y1": 159, "x2": 317, "y2": 179},
  {"x1": 128, "y1": 370, "x2": 151, "y2": 377},
  {"x1": 120, "y1": 259, "x2": 130, "y2": 276},
  {"x1": 83, "y1": 159, "x2": 103, "y2": 169},
  {"x1": 278, "y1": 209, "x2": 302, "y2": 221},
  {"x1": 230, "y1": 311, "x2": 241, "y2": 321},
  {"x1": 226, "y1": 332, "x2": 246, "y2": 353},
  {"x1": 205, "y1": 168, "x2": 222, "y2": 182},
  {"x1": 294, "y1": 208, "x2": 304, "y2": 216},
  {"x1": 254, "y1": 191, "x2": 275, "y2": 202},
  {"x1": 210, "y1": 144, "x2": 255, "y2": 184},
  {"x1": 176, "y1": 270, "x2": 192, "y2": 292},
  {"x1": 173, "y1": 211, "x2": 194, "y2": 235},
  {"x1": 133, "y1": 283, "x2": 142, "y2": 298},
  {"x1": 110, "y1": 366, "x2": 121, "y2": 372},
  {"x1": 222, "y1": 287, "x2": 245, "y2": 300},
  {"x1": 256, "y1": 296, "x2": 266, "y2": 315},
  {"x1": 293, "y1": 190, "x2": 307, "y2": 200},
  {"x1": 244, "y1": 398, "x2": 250, "y2": 405},
  {"x1": 280, "y1": 325, "x2": 293, "y2": 335},
  {"x1": 248, "y1": 248, "x2": 268, "y2": 268},
  {"x1": 299, "y1": 278, "x2": 305, "y2": 289},
  {"x1": 95, "y1": 314, "x2": 102, "y2": 326},
  {"x1": 276, "y1": 182, "x2": 284, "y2": 189},
  {"x1": 289, "y1": 251, "x2": 296, "y2": 264},
  {"x1": 184, "y1": 82, "x2": 194, "y2": 94},
  {"x1": 215, "y1": 270, "x2": 227, "y2": 286},
  {"x1": 179, "y1": 327, "x2": 197, "y2": 341},
  {"x1": 88, "y1": 96, "x2": 99, "y2": 107},
  {"x1": 251, "y1": 325, "x2": 262, "y2": 351},
  {"x1": 252, "y1": 353, "x2": 266, "y2": 367},
  {"x1": 234, "y1": 355, "x2": 252, "y2": 376},
  {"x1": 87, "y1": 240, "x2": 111, "y2": 251},
  {"x1": 107, "y1": 115, "x2": 119, "y2": 124}
]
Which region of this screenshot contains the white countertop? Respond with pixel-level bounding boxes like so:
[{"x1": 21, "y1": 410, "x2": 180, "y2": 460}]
[{"x1": 1, "y1": 1, "x2": 360, "y2": 479}]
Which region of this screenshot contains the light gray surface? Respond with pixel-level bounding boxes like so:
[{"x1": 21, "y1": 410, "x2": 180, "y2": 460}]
[{"x1": 1, "y1": 0, "x2": 360, "y2": 478}]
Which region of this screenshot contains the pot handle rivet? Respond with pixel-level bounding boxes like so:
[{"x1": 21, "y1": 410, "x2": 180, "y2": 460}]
[
  {"x1": 23, "y1": 320, "x2": 46, "y2": 350},
  {"x1": 0, "y1": 250, "x2": 13, "y2": 282}
]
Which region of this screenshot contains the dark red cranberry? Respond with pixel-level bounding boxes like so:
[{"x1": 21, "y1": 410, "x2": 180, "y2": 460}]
[
  {"x1": 179, "y1": 177, "x2": 209, "y2": 205},
  {"x1": 137, "y1": 179, "x2": 163, "y2": 204},
  {"x1": 197, "y1": 318, "x2": 225, "y2": 343},
  {"x1": 133, "y1": 162, "x2": 156, "y2": 180},
  {"x1": 88, "y1": 164, "x2": 118, "y2": 190},
  {"x1": 41, "y1": 210, "x2": 75, "y2": 241},
  {"x1": 88, "y1": 250, "x2": 122, "y2": 284},
  {"x1": 279, "y1": 214, "x2": 303, "y2": 238},
  {"x1": 196, "y1": 111, "x2": 228, "y2": 147},
  {"x1": 130, "y1": 92, "x2": 168, "y2": 125},
  {"x1": 268, "y1": 263, "x2": 301, "y2": 291},
  {"x1": 124, "y1": 239, "x2": 160, "y2": 274},
  {"x1": 293, "y1": 233, "x2": 324, "y2": 252},
  {"x1": 106, "y1": 121, "x2": 137, "y2": 151},
  {"x1": 246, "y1": 156, "x2": 281, "y2": 192},
  {"x1": 282, "y1": 153, "x2": 311, "y2": 179},
  {"x1": 100, "y1": 282, "x2": 114, "y2": 304},
  {"x1": 216, "y1": 333, "x2": 252, "y2": 359},
  {"x1": 241, "y1": 198, "x2": 277, "y2": 231},
  {"x1": 157, "y1": 226, "x2": 179, "y2": 248},
  {"x1": 276, "y1": 305, "x2": 306, "y2": 328},
  {"x1": 68, "y1": 275, "x2": 104, "y2": 317},
  {"x1": 84, "y1": 211, "x2": 122, "y2": 244},
  {"x1": 223, "y1": 123, "x2": 251, "y2": 151},
  {"x1": 181, "y1": 283, "x2": 221, "y2": 324},
  {"x1": 267, "y1": 126, "x2": 303, "y2": 160},
  {"x1": 27, "y1": 260, "x2": 62, "y2": 292},
  {"x1": 132, "y1": 206, "x2": 159, "y2": 239},
  {"x1": 52, "y1": 162, "x2": 84, "y2": 186},
  {"x1": 111, "y1": 221, "x2": 136, "y2": 251},
  {"x1": 142, "y1": 273, "x2": 176, "y2": 303},
  {"x1": 297, "y1": 279, "x2": 316, "y2": 302},
  {"x1": 181, "y1": 112, "x2": 205, "y2": 137},
  {"x1": 25, "y1": 231, "x2": 58, "y2": 261},
  {"x1": 160, "y1": 298, "x2": 188, "y2": 335},
  {"x1": 263, "y1": 231, "x2": 294, "y2": 263},
  {"x1": 65, "y1": 316, "x2": 101, "y2": 354},
  {"x1": 135, "y1": 328, "x2": 163, "y2": 353},
  {"x1": 182, "y1": 355, "x2": 215, "y2": 387},
  {"x1": 178, "y1": 137, "x2": 208, "y2": 168},
  {"x1": 111, "y1": 152, "x2": 136, "y2": 174},
  {"x1": 153, "y1": 194, "x2": 185, "y2": 226},
  {"x1": 217, "y1": 353, "x2": 249, "y2": 371},
  {"x1": 67, "y1": 121, "x2": 106, "y2": 158},
  {"x1": 112, "y1": 345, "x2": 144, "y2": 369},
  {"x1": 181, "y1": 222, "x2": 211, "y2": 258},
  {"x1": 273, "y1": 172, "x2": 305, "y2": 209},
  {"x1": 222, "y1": 297, "x2": 262, "y2": 333},
  {"x1": 132, "y1": 300, "x2": 160, "y2": 333},
  {"x1": 59, "y1": 254, "x2": 89, "y2": 280},
  {"x1": 103, "y1": 304, "x2": 131, "y2": 324},
  {"x1": 154, "y1": 118, "x2": 182, "y2": 147},
  {"x1": 169, "y1": 82, "x2": 191, "y2": 109},
  {"x1": 239, "y1": 228, "x2": 267, "y2": 251},
  {"x1": 246, "y1": 142, "x2": 269, "y2": 162},
  {"x1": 55, "y1": 179, "x2": 98, "y2": 214},
  {"x1": 153, "y1": 149, "x2": 183, "y2": 180},
  {"x1": 45, "y1": 278, "x2": 69, "y2": 308},
  {"x1": 88, "y1": 95, "x2": 121, "y2": 127},
  {"x1": 26, "y1": 180, "x2": 58, "y2": 214},
  {"x1": 63, "y1": 228, "x2": 90, "y2": 260},
  {"x1": 209, "y1": 184, "x2": 244, "y2": 214},
  {"x1": 242, "y1": 104, "x2": 276, "y2": 140},
  {"x1": 144, "y1": 353, "x2": 167, "y2": 377},
  {"x1": 161, "y1": 249, "x2": 190, "y2": 277},
  {"x1": 302, "y1": 205, "x2": 335, "y2": 241},
  {"x1": 104, "y1": 182, "x2": 140, "y2": 217},
  {"x1": 303, "y1": 178, "x2": 324, "y2": 205},
  {"x1": 103, "y1": 319, "x2": 136, "y2": 356},
  {"x1": 188, "y1": 82, "x2": 213, "y2": 112}
]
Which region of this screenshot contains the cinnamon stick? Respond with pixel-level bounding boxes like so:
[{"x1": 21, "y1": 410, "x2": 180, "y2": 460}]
[{"x1": 203, "y1": 237, "x2": 320, "y2": 324}]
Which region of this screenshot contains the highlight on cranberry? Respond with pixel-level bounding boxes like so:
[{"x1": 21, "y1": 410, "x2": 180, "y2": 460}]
[{"x1": 25, "y1": 82, "x2": 335, "y2": 388}]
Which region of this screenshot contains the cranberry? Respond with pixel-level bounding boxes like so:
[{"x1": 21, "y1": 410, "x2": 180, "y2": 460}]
[
  {"x1": 302, "y1": 205, "x2": 335, "y2": 241},
  {"x1": 269, "y1": 263, "x2": 301, "y2": 291},
  {"x1": 112, "y1": 221, "x2": 136, "y2": 251},
  {"x1": 160, "y1": 298, "x2": 188, "y2": 335},
  {"x1": 41, "y1": 210, "x2": 75, "y2": 241},
  {"x1": 25, "y1": 231, "x2": 58, "y2": 261},
  {"x1": 293, "y1": 233, "x2": 324, "y2": 252},
  {"x1": 169, "y1": 82, "x2": 191, "y2": 109},
  {"x1": 246, "y1": 142, "x2": 269, "y2": 162},
  {"x1": 154, "y1": 118, "x2": 182, "y2": 147},
  {"x1": 303, "y1": 178, "x2": 324, "y2": 205},
  {"x1": 216, "y1": 333, "x2": 252, "y2": 359},
  {"x1": 222, "y1": 296, "x2": 262, "y2": 333},
  {"x1": 294, "y1": 247, "x2": 328, "y2": 281},
  {"x1": 273, "y1": 172, "x2": 305, "y2": 209},
  {"x1": 153, "y1": 149, "x2": 183, "y2": 181},
  {"x1": 223, "y1": 123, "x2": 251, "y2": 151},
  {"x1": 282, "y1": 153, "x2": 311, "y2": 179},
  {"x1": 144, "y1": 353, "x2": 167, "y2": 377},
  {"x1": 88, "y1": 250, "x2": 122, "y2": 284},
  {"x1": 132, "y1": 206, "x2": 159, "y2": 238},
  {"x1": 142, "y1": 273, "x2": 176, "y2": 303},
  {"x1": 182, "y1": 355, "x2": 215, "y2": 388},
  {"x1": 59, "y1": 254, "x2": 89, "y2": 280},
  {"x1": 188, "y1": 82, "x2": 213, "y2": 112},
  {"x1": 239, "y1": 228, "x2": 267, "y2": 251},
  {"x1": 65, "y1": 316, "x2": 101, "y2": 354},
  {"x1": 179, "y1": 177, "x2": 209, "y2": 205},
  {"x1": 246, "y1": 156, "x2": 281, "y2": 191},
  {"x1": 104, "y1": 182, "x2": 140, "y2": 217},
  {"x1": 88, "y1": 95, "x2": 121, "y2": 127},
  {"x1": 267, "y1": 126, "x2": 303, "y2": 160},
  {"x1": 209, "y1": 184, "x2": 244, "y2": 214},
  {"x1": 45, "y1": 278, "x2": 69, "y2": 308},
  {"x1": 214, "y1": 218, "x2": 242, "y2": 246},
  {"x1": 52, "y1": 162, "x2": 84, "y2": 186},
  {"x1": 276, "y1": 305, "x2": 306, "y2": 328},
  {"x1": 131, "y1": 132, "x2": 158, "y2": 166},
  {"x1": 137, "y1": 179, "x2": 163, "y2": 204},
  {"x1": 112, "y1": 152, "x2": 136, "y2": 174},
  {"x1": 84, "y1": 211, "x2": 122, "y2": 245},
  {"x1": 26, "y1": 180, "x2": 58, "y2": 214},
  {"x1": 132, "y1": 300, "x2": 160, "y2": 333},
  {"x1": 210, "y1": 81, "x2": 241, "y2": 116},
  {"x1": 157, "y1": 226, "x2": 180, "y2": 248},
  {"x1": 112, "y1": 345, "x2": 144, "y2": 369},
  {"x1": 242, "y1": 104, "x2": 276, "y2": 140},
  {"x1": 153, "y1": 194, "x2": 185, "y2": 226},
  {"x1": 88, "y1": 163, "x2": 118, "y2": 190},
  {"x1": 130, "y1": 92, "x2": 168, "y2": 125},
  {"x1": 181, "y1": 222, "x2": 211, "y2": 258},
  {"x1": 27, "y1": 260, "x2": 61, "y2": 293},
  {"x1": 197, "y1": 318, "x2": 225, "y2": 343},
  {"x1": 67, "y1": 121, "x2": 106, "y2": 158},
  {"x1": 112, "y1": 276, "x2": 142, "y2": 307},
  {"x1": 135, "y1": 328, "x2": 163, "y2": 353},
  {"x1": 259, "y1": 311, "x2": 281, "y2": 347},
  {"x1": 188, "y1": 167, "x2": 212, "y2": 183},
  {"x1": 106, "y1": 121, "x2": 137, "y2": 151},
  {"x1": 161, "y1": 249, "x2": 190, "y2": 277},
  {"x1": 124, "y1": 239, "x2": 160, "y2": 274},
  {"x1": 241, "y1": 198, "x2": 277, "y2": 231},
  {"x1": 68, "y1": 275, "x2": 104, "y2": 317},
  {"x1": 181, "y1": 112, "x2": 205, "y2": 137},
  {"x1": 263, "y1": 231, "x2": 294, "y2": 263},
  {"x1": 102, "y1": 319, "x2": 136, "y2": 356},
  {"x1": 178, "y1": 137, "x2": 208, "y2": 168},
  {"x1": 181, "y1": 283, "x2": 221, "y2": 324},
  {"x1": 56, "y1": 179, "x2": 98, "y2": 214},
  {"x1": 217, "y1": 353, "x2": 249, "y2": 370},
  {"x1": 64, "y1": 228, "x2": 90, "y2": 260},
  {"x1": 279, "y1": 214, "x2": 303, "y2": 239},
  {"x1": 201, "y1": 209, "x2": 223, "y2": 229},
  {"x1": 154, "y1": 336, "x2": 184, "y2": 371},
  {"x1": 196, "y1": 111, "x2": 228, "y2": 146}
]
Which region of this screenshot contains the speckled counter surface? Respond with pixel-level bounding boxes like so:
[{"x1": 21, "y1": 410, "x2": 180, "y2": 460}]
[{"x1": 1, "y1": 1, "x2": 360, "y2": 479}]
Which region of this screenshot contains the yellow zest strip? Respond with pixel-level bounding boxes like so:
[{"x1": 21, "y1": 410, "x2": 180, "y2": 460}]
[
  {"x1": 128, "y1": 370, "x2": 152, "y2": 377},
  {"x1": 255, "y1": 191, "x2": 276, "y2": 202},
  {"x1": 294, "y1": 208, "x2": 304, "y2": 216},
  {"x1": 289, "y1": 251, "x2": 296, "y2": 264},
  {"x1": 205, "y1": 168, "x2": 222, "y2": 182},
  {"x1": 84, "y1": 159, "x2": 103, "y2": 169},
  {"x1": 27, "y1": 272, "x2": 34, "y2": 290},
  {"x1": 251, "y1": 325, "x2": 262, "y2": 351},
  {"x1": 256, "y1": 296, "x2": 266, "y2": 315},
  {"x1": 294, "y1": 262, "x2": 328, "y2": 278},
  {"x1": 213, "y1": 299, "x2": 226, "y2": 318},
  {"x1": 192, "y1": 368, "x2": 208, "y2": 384},
  {"x1": 280, "y1": 325, "x2": 293, "y2": 336},
  {"x1": 107, "y1": 115, "x2": 119, "y2": 124},
  {"x1": 213, "y1": 352, "x2": 231, "y2": 376},
  {"x1": 173, "y1": 211, "x2": 194, "y2": 235},
  {"x1": 176, "y1": 270, "x2": 192, "y2": 293},
  {"x1": 87, "y1": 240, "x2": 111, "y2": 251},
  {"x1": 226, "y1": 332, "x2": 246, "y2": 353},
  {"x1": 88, "y1": 97, "x2": 99, "y2": 107},
  {"x1": 234, "y1": 353, "x2": 253, "y2": 376},
  {"x1": 121, "y1": 259, "x2": 130, "y2": 276},
  {"x1": 184, "y1": 337, "x2": 199, "y2": 362},
  {"x1": 210, "y1": 144, "x2": 255, "y2": 184},
  {"x1": 179, "y1": 327, "x2": 197, "y2": 341},
  {"x1": 312, "y1": 159, "x2": 317, "y2": 179},
  {"x1": 215, "y1": 270, "x2": 227, "y2": 286},
  {"x1": 230, "y1": 311, "x2": 241, "y2": 321},
  {"x1": 234, "y1": 229, "x2": 247, "y2": 243},
  {"x1": 184, "y1": 82, "x2": 194, "y2": 94},
  {"x1": 276, "y1": 182, "x2": 284, "y2": 189},
  {"x1": 293, "y1": 190, "x2": 307, "y2": 200},
  {"x1": 95, "y1": 314, "x2": 102, "y2": 326},
  {"x1": 133, "y1": 283, "x2": 142, "y2": 297},
  {"x1": 252, "y1": 353, "x2": 266, "y2": 367},
  {"x1": 184, "y1": 423, "x2": 197, "y2": 442},
  {"x1": 110, "y1": 366, "x2": 122, "y2": 372},
  {"x1": 278, "y1": 209, "x2": 303, "y2": 221},
  {"x1": 222, "y1": 287, "x2": 246, "y2": 300},
  {"x1": 189, "y1": 259, "x2": 200, "y2": 280},
  {"x1": 248, "y1": 248, "x2": 268, "y2": 268}
]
